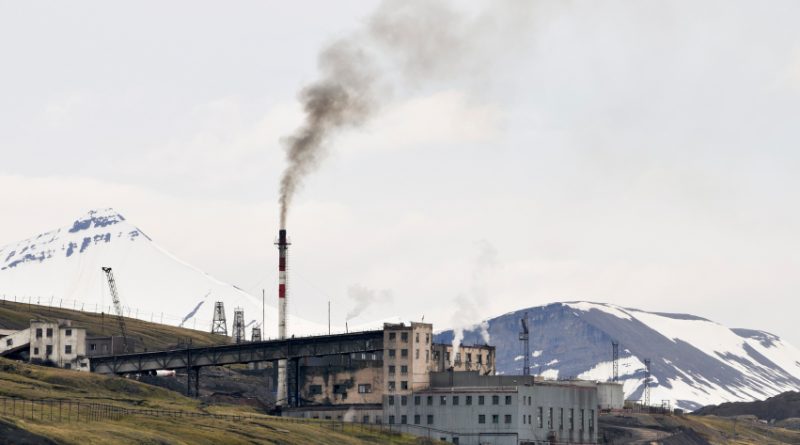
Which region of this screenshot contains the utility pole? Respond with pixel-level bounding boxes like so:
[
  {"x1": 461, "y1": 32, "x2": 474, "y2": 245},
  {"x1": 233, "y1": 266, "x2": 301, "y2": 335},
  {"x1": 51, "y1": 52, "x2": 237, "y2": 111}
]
[
  {"x1": 612, "y1": 341, "x2": 619, "y2": 382},
  {"x1": 643, "y1": 359, "x2": 651, "y2": 409}
]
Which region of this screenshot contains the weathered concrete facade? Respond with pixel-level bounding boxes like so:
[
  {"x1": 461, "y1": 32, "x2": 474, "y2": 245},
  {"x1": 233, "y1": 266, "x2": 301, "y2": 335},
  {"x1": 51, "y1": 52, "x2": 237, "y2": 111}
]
[
  {"x1": 0, "y1": 320, "x2": 88, "y2": 370},
  {"x1": 596, "y1": 382, "x2": 624, "y2": 410},
  {"x1": 431, "y1": 343, "x2": 496, "y2": 375}
]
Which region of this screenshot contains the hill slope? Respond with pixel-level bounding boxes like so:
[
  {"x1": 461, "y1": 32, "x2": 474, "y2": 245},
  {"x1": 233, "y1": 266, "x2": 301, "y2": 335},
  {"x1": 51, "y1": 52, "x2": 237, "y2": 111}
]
[
  {"x1": 0, "y1": 357, "x2": 418, "y2": 445},
  {"x1": 693, "y1": 391, "x2": 800, "y2": 421},
  {"x1": 435, "y1": 302, "x2": 800, "y2": 411}
]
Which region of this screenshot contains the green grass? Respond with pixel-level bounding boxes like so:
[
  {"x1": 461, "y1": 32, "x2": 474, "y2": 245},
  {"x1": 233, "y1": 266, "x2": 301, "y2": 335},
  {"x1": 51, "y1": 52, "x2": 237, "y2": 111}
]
[
  {"x1": 0, "y1": 358, "x2": 425, "y2": 444},
  {"x1": 0, "y1": 299, "x2": 227, "y2": 350}
]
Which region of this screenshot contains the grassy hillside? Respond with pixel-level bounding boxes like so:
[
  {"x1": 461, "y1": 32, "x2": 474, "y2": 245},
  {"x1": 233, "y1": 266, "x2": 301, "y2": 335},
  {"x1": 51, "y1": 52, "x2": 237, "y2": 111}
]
[
  {"x1": 0, "y1": 299, "x2": 227, "y2": 350},
  {"x1": 600, "y1": 412, "x2": 800, "y2": 444},
  {"x1": 0, "y1": 358, "x2": 421, "y2": 445}
]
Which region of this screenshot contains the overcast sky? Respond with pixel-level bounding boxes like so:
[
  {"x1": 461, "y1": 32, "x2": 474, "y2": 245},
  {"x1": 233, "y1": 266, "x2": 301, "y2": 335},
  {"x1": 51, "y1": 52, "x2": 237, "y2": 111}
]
[{"x1": 1, "y1": 1, "x2": 799, "y2": 344}]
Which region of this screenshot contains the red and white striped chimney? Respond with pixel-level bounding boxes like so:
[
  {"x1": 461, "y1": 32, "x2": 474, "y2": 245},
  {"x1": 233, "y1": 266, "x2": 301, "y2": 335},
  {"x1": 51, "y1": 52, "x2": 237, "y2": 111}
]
[{"x1": 275, "y1": 229, "x2": 289, "y2": 406}]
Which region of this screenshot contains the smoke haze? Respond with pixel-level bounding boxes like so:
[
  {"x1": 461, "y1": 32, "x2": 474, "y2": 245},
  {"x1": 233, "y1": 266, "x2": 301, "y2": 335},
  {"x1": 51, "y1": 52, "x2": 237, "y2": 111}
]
[
  {"x1": 346, "y1": 284, "x2": 394, "y2": 321},
  {"x1": 278, "y1": 0, "x2": 532, "y2": 228},
  {"x1": 450, "y1": 240, "x2": 497, "y2": 365}
]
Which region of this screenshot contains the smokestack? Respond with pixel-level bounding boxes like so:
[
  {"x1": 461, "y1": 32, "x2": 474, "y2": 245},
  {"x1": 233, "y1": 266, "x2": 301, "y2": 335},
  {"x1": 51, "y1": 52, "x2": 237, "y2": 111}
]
[{"x1": 275, "y1": 229, "x2": 290, "y2": 406}]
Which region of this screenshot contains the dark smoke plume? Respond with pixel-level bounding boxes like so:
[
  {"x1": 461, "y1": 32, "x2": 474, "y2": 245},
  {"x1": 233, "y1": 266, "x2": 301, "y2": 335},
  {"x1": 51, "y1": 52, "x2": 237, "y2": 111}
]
[
  {"x1": 278, "y1": 0, "x2": 533, "y2": 228},
  {"x1": 279, "y1": 41, "x2": 378, "y2": 228}
]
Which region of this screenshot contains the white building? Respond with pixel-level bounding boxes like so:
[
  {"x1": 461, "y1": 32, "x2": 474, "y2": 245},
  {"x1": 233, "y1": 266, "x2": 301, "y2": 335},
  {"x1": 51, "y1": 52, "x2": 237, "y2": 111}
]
[{"x1": 0, "y1": 320, "x2": 89, "y2": 370}]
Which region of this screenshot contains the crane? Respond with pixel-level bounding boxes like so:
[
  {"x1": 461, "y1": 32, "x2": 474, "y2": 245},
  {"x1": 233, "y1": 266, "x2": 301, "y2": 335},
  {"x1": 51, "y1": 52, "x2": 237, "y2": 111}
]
[{"x1": 101, "y1": 267, "x2": 130, "y2": 353}]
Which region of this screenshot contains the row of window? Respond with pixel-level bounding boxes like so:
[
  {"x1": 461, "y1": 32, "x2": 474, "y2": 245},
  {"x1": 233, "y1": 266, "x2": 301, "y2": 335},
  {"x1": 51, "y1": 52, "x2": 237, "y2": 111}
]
[
  {"x1": 32, "y1": 344, "x2": 73, "y2": 355},
  {"x1": 386, "y1": 348, "x2": 430, "y2": 362},
  {"x1": 478, "y1": 414, "x2": 513, "y2": 424},
  {"x1": 34, "y1": 328, "x2": 72, "y2": 338},
  {"x1": 389, "y1": 394, "x2": 513, "y2": 406},
  {"x1": 434, "y1": 351, "x2": 491, "y2": 365},
  {"x1": 387, "y1": 332, "x2": 431, "y2": 344},
  {"x1": 387, "y1": 380, "x2": 409, "y2": 392},
  {"x1": 388, "y1": 414, "x2": 434, "y2": 425},
  {"x1": 524, "y1": 407, "x2": 595, "y2": 431},
  {"x1": 388, "y1": 365, "x2": 408, "y2": 375}
]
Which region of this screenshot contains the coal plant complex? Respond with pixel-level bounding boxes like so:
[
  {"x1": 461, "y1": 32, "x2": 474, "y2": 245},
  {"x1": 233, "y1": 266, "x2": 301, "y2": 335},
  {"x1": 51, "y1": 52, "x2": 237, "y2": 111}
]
[{"x1": 2, "y1": 224, "x2": 624, "y2": 445}]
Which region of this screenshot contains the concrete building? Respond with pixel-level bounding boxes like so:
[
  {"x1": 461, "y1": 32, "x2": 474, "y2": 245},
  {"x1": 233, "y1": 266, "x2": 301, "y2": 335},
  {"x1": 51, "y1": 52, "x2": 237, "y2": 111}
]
[
  {"x1": 284, "y1": 321, "x2": 600, "y2": 444},
  {"x1": 596, "y1": 382, "x2": 624, "y2": 411},
  {"x1": 0, "y1": 320, "x2": 89, "y2": 370},
  {"x1": 431, "y1": 343, "x2": 496, "y2": 375},
  {"x1": 381, "y1": 372, "x2": 598, "y2": 444}
]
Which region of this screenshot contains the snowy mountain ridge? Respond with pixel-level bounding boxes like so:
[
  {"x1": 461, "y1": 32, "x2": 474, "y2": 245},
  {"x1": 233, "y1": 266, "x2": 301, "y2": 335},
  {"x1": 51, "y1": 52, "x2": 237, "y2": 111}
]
[
  {"x1": 0, "y1": 208, "x2": 331, "y2": 337},
  {"x1": 436, "y1": 301, "x2": 800, "y2": 411}
]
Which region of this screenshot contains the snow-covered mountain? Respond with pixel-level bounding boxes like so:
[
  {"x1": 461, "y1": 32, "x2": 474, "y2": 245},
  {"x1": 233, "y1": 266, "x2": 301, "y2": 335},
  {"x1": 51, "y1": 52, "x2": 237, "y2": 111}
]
[
  {"x1": 435, "y1": 301, "x2": 800, "y2": 411},
  {"x1": 0, "y1": 208, "x2": 330, "y2": 338}
]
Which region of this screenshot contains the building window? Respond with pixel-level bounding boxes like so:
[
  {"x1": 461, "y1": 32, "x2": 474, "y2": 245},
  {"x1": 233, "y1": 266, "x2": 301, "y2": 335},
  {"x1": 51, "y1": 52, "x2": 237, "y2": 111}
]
[
  {"x1": 414, "y1": 396, "x2": 421, "y2": 405},
  {"x1": 46, "y1": 345, "x2": 53, "y2": 355},
  {"x1": 492, "y1": 395, "x2": 499, "y2": 405},
  {"x1": 477, "y1": 354, "x2": 483, "y2": 364},
  {"x1": 478, "y1": 415, "x2": 486, "y2": 424},
  {"x1": 528, "y1": 415, "x2": 531, "y2": 425},
  {"x1": 548, "y1": 407, "x2": 553, "y2": 429},
  {"x1": 102, "y1": 344, "x2": 108, "y2": 352},
  {"x1": 401, "y1": 349, "x2": 408, "y2": 358},
  {"x1": 389, "y1": 415, "x2": 395, "y2": 424},
  {"x1": 65, "y1": 329, "x2": 72, "y2": 337},
  {"x1": 5, "y1": 339, "x2": 11, "y2": 347},
  {"x1": 333, "y1": 384, "x2": 347, "y2": 395},
  {"x1": 453, "y1": 396, "x2": 459, "y2": 405},
  {"x1": 523, "y1": 415, "x2": 526, "y2": 424},
  {"x1": 363, "y1": 415, "x2": 370, "y2": 424},
  {"x1": 559, "y1": 408, "x2": 564, "y2": 430},
  {"x1": 467, "y1": 353, "x2": 472, "y2": 363},
  {"x1": 414, "y1": 415, "x2": 420, "y2": 425},
  {"x1": 90, "y1": 343, "x2": 96, "y2": 351},
  {"x1": 492, "y1": 415, "x2": 499, "y2": 424},
  {"x1": 415, "y1": 349, "x2": 419, "y2": 359},
  {"x1": 388, "y1": 381, "x2": 396, "y2": 391},
  {"x1": 478, "y1": 395, "x2": 485, "y2": 405},
  {"x1": 425, "y1": 333, "x2": 429, "y2": 343},
  {"x1": 400, "y1": 365, "x2": 408, "y2": 375},
  {"x1": 537, "y1": 407, "x2": 543, "y2": 428},
  {"x1": 46, "y1": 328, "x2": 53, "y2": 338},
  {"x1": 445, "y1": 352, "x2": 450, "y2": 363},
  {"x1": 36, "y1": 328, "x2": 42, "y2": 338},
  {"x1": 466, "y1": 395, "x2": 472, "y2": 405},
  {"x1": 309, "y1": 385, "x2": 322, "y2": 395},
  {"x1": 425, "y1": 350, "x2": 429, "y2": 362},
  {"x1": 388, "y1": 349, "x2": 396, "y2": 357},
  {"x1": 401, "y1": 415, "x2": 407, "y2": 424},
  {"x1": 440, "y1": 395, "x2": 447, "y2": 405},
  {"x1": 388, "y1": 396, "x2": 395, "y2": 406},
  {"x1": 65, "y1": 345, "x2": 72, "y2": 354},
  {"x1": 389, "y1": 365, "x2": 396, "y2": 375},
  {"x1": 389, "y1": 332, "x2": 396, "y2": 340},
  {"x1": 358, "y1": 384, "x2": 372, "y2": 393},
  {"x1": 427, "y1": 415, "x2": 433, "y2": 425},
  {"x1": 401, "y1": 396, "x2": 408, "y2": 406},
  {"x1": 33, "y1": 347, "x2": 39, "y2": 355},
  {"x1": 401, "y1": 332, "x2": 408, "y2": 342},
  {"x1": 401, "y1": 381, "x2": 408, "y2": 390},
  {"x1": 569, "y1": 408, "x2": 574, "y2": 431},
  {"x1": 64, "y1": 363, "x2": 71, "y2": 369},
  {"x1": 415, "y1": 333, "x2": 419, "y2": 343},
  {"x1": 505, "y1": 414, "x2": 512, "y2": 424},
  {"x1": 455, "y1": 352, "x2": 461, "y2": 363},
  {"x1": 589, "y1": 410, "x2": 595, "y2": 430},
  {"x1": 580, "y1": 409, "x2": 585, "y2": 431},
  {"x1": 505, "y1": 395, "x2": 512, "y2": 405}
]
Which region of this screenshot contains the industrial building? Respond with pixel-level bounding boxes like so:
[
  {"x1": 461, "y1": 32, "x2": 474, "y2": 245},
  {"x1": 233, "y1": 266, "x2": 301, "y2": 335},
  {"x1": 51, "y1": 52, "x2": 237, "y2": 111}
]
[
  {"x1": 281, "y1": 321, "x2": 620, "y2": 445},
  {"x1": 0, "y1": 320, "x2": 89, "y2": 370}
]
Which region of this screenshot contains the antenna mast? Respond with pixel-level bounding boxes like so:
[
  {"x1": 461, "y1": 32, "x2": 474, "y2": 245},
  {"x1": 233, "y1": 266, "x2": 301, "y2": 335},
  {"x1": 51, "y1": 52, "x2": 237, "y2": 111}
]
[
  {"x1": 612, "y1": 341, "x2": 619, "y2": 382},
  {"x1": 519, "y1": 312, "x2": 530, "y2": 376}
]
